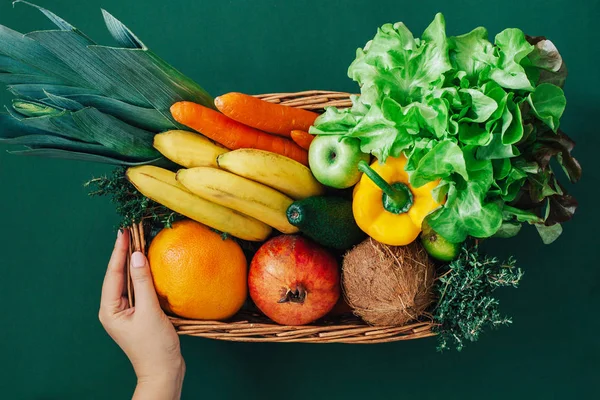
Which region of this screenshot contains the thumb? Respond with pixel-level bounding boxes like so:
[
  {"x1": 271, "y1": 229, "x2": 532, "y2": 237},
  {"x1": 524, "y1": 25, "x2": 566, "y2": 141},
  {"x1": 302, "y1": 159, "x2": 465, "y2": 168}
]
[{"x1": 130, "y1": 251, "x2": 160, "y2": 311}]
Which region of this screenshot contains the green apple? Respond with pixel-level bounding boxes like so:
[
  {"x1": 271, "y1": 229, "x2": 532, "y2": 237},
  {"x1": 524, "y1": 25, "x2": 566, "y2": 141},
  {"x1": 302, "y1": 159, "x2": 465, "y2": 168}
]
[{"x1": 308, "y1": 135, "x2": 370, "y2": 189}]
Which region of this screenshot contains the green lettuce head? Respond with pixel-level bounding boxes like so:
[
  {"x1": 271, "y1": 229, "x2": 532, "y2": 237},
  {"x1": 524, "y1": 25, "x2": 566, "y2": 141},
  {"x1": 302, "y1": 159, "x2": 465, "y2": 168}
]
[{"x1": 310, "y1": 13, "x2": 579, "y2": 244}]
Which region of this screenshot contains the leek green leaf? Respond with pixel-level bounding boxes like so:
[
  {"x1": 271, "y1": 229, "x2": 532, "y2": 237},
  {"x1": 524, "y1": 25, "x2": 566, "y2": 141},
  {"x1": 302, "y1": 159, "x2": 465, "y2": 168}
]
[{"x1": 101, "y1": 9, "x2": 146, "y2": 49}]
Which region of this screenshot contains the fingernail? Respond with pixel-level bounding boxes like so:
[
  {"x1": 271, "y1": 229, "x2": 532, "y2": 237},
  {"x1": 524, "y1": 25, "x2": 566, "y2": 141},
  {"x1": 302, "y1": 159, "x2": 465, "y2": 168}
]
[
  {"x1": 131, "y1": 252, "x2": 146, "y2": 268},
  {"x1": 117, "y1": 229, "x2": 123, "y2": 239}
]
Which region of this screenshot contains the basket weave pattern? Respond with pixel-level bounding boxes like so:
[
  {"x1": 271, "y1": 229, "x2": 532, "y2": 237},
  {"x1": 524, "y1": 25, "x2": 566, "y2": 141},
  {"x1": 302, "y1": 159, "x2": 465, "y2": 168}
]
[{"x1": 127, "y1": 91, "x2": 436, "y2": 344}]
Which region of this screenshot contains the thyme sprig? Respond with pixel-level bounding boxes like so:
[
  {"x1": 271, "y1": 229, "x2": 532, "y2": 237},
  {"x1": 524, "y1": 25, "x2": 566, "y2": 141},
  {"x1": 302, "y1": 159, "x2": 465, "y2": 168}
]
[
  {"x1": 85, "y1": 167, "x2": 182, "y2": 229},
  {"x1": 433, "y1": 245, "x2": 524, "y2": 352}
]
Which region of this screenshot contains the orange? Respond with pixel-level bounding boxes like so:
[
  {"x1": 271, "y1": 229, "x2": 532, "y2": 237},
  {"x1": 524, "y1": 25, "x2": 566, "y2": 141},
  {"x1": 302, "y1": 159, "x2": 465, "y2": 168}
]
[{"x1": 148, "y1": 219, "x2": 247, "y2": 320}]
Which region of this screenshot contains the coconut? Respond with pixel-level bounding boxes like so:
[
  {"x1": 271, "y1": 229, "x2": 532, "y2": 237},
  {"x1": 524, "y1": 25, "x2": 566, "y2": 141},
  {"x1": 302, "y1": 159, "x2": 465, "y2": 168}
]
[{"x1": 342, "y1": 238, "x2": 435, "y2": 326}]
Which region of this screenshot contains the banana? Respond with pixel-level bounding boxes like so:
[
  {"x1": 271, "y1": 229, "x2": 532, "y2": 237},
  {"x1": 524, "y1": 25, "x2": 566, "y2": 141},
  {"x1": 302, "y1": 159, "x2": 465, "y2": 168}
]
[
  {"x1": 153, "y1": 130, "x2": 228, "y2": 168},
  {"x1": 126, "y1": 166, "x2": 272, "y2": 241},
  {"x1": 176, "y1": 167, "x2": 299, "y2": 234},
  {"x1": 216, "y1": 149, "x2": 324, "y2": 200}
]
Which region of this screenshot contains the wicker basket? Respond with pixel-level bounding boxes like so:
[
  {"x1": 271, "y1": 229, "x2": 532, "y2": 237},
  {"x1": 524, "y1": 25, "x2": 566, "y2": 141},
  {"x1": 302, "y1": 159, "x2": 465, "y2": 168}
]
[{"x1": 126, "y1": 91, "x2": 437, "y2": 344}]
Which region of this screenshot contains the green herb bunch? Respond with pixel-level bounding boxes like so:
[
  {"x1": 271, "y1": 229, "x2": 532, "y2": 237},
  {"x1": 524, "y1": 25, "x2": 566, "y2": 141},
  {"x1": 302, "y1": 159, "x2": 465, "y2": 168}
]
[
  {"x1": 310, "y1": 13, "x2": 581, "y2": 244},
  {"x1": 432, "y1": 244, "x2": 523, "y2": 351},
  {"x1": 85, "y1": 167, "x2": 181, "y2": 230}
]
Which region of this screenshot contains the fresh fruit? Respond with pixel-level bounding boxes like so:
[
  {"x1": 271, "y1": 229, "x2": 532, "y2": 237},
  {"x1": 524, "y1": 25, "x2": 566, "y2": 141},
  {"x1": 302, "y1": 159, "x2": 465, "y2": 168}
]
[
  {"x1": 215, "y1": 92, "x2": 319, "y2": 137},
  {"x1": 343, "y1": 238, "x2": 435, "y2": 326},
  {"x1": 216, "y1": 149, "x2": 324, "y2": 200},
  {"x1": 126, "y1": 166, "x2": 272, "y2": 241},
  {"x1": 248, "y1": 235, "x2": 340, "y2": 326},
  {"x1": 176, "y1": 167, "x2": 299, "y2": 234},
  {"x1": 308, "y1": 135, "x2": 370, "y2": 189},
  {"x1": 170, "y1": 101, "x2": 309, "y2": 166},
  {"x1": 286, "y1": 196, "x2": 366, "y2": 250},
  {"x1": 420, "y1": 220, "x2": 461, "y2": 261},
  {"x1": 153, "y1": 130, "x2": 228, "y2": 168},
  {"x1": 148, "y1": 220, "x2": 247, "y2": 320}
]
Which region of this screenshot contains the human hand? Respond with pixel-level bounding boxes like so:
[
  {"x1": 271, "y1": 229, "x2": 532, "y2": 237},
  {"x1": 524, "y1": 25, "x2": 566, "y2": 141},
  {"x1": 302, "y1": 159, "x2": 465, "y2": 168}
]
[{"x1": 99, "y1": 229, "x2": 185, "y2": 400}]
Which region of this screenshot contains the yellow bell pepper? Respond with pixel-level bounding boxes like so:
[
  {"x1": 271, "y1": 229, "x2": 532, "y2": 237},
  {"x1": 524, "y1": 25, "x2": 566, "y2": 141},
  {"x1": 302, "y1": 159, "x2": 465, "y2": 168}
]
[{"x1": 353, "y1": 155, "x2": 442, "y2": 246}]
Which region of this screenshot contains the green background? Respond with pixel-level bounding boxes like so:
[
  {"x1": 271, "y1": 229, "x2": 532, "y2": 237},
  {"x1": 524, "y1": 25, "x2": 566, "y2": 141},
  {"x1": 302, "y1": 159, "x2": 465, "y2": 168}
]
[{"x1": 0, "y1": 0, "x2": 598, "y2": 398}]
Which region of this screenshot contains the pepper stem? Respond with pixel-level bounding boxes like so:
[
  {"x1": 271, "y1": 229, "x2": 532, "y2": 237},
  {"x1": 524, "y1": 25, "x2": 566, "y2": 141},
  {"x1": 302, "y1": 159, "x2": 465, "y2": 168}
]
[{"x1": 358, "y1": 160, "x2": 413, "y2": 215}]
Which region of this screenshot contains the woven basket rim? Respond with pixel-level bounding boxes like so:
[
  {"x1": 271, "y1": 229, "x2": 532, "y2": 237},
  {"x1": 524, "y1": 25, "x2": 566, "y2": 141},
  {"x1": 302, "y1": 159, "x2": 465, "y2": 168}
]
[{"x1": 126, "y1": 91, "x2": 437, "y2": 344}]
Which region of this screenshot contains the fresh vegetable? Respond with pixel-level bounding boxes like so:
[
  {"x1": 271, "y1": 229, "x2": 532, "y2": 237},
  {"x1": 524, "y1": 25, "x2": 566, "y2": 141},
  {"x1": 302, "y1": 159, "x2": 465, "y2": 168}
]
[
  {"x1": 309, "y1": 13, "x2": 580, "y2": 244},
  {"x1": 343, "y1": 238, "x2": 435, "y2": 326},
  {"x1": 290, "y1": 129, "x2": 315, "y2": 150},
  {"x1": 216, "y1": 149, "x2": 324, "y2": 200},
  {"x1": 433, "y1": 245, "x2": 523, "y2": 351},
  {"x1": 153, "y1": 130, "x2": 228, "y2": 168},
  {"x1": 286, "y1": 196, "x2": 366, "y2": 250},
  {"x1": 171, "y1": 101, "x2": 309, "y2": 166},
  {"x1": 353, "y1": 155, "x2": 442, "y2": 246},
  {"x1": 420, "y1": 220, "x2": 460, "y2": 261},
  {"x1": 0, "y1": 2, "x2": 212, "y2": 166},
  {"x1": 215, "y1": 92, "x2": 319, "y2": 137},
  {"x1": 176, "y1": 167, "x2": 299, "y2": 234},
  {"x1": 148, "y1": 220, "x2": 248, "y2": 320},
  {"x1": 86, "y1": 167, "x2": 181, "y2": 228},
  {"x1": 248, "y1": 235, "x2": 340, "y2": 326},
  {"x1": 308, "y1": 135, "x2": 370, "y2": 189},
  {"x1": 126, "y1": 166, "x2": 272, "y2": 241}
]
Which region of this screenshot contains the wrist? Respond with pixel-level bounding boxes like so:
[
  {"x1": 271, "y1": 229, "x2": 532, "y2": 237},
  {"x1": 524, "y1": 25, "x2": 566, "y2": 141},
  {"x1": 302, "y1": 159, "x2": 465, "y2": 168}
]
[
  {"x1": 134, "y1": 358, "x2": 185, "y2": 400},
  {"x1": 138, "y1": 355, "x2": 186, "y2": 382}
]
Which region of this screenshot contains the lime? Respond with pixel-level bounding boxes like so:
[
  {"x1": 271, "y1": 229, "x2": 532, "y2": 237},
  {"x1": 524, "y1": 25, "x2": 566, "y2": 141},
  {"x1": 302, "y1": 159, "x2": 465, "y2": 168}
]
[{"x1": 420, "y1": 221, "x2": 461, "y2": 262}]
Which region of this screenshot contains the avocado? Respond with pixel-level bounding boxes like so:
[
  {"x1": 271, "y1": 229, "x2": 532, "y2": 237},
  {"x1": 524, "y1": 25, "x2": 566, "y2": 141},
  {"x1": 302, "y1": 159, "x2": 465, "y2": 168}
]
[
  {"x1": 420, "y1": 220, "x2": 461, "y2": 262},
  {"x1": 286, "y1": 196, "x2": 366, "y2": 250}
]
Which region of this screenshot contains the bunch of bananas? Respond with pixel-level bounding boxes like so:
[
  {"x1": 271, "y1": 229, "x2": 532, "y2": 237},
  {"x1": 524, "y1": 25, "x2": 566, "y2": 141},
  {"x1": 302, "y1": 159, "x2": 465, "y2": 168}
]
[{"x1": 127, "y1": 130, "x2": 324, "y2": 241}]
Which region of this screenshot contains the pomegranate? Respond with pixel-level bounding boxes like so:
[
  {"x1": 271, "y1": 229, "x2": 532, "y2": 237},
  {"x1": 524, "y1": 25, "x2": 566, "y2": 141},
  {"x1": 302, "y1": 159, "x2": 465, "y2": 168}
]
[{"x1": 248, "y1": 235, "x2": 340, "y2": 326}]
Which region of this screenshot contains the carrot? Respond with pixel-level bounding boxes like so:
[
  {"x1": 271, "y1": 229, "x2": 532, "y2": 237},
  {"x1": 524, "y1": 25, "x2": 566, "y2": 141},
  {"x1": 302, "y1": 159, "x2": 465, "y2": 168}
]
[
  {"x1": 214, "y1": 92, "x2": 319, "y2": 137},
  {"x1": 290, "y1": 130, "x2": 315, "y2": 150},
  {"x1": 170, "y1": 101, "x2": 308, "y2": 166}
]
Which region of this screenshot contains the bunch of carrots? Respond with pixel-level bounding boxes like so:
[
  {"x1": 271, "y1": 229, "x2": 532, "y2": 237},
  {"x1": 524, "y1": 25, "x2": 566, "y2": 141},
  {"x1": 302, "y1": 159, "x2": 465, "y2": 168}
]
[{"x1": 171, "y1": 93, "x2": 316, "y2": 166}]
